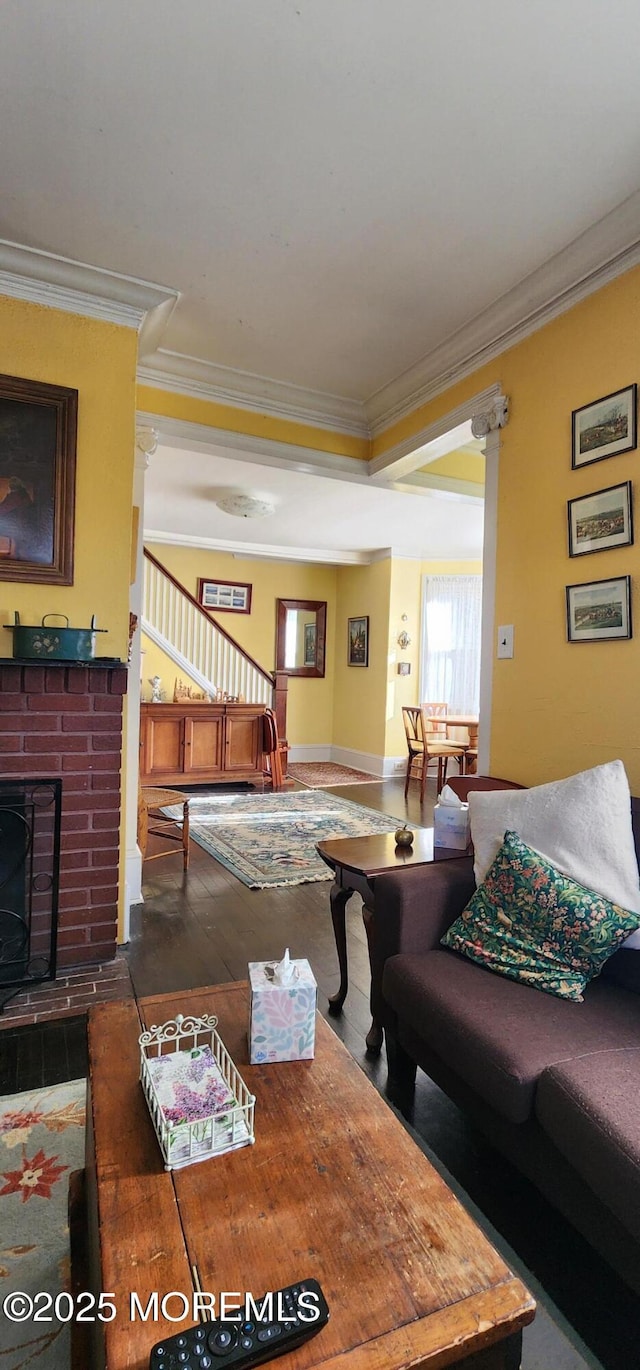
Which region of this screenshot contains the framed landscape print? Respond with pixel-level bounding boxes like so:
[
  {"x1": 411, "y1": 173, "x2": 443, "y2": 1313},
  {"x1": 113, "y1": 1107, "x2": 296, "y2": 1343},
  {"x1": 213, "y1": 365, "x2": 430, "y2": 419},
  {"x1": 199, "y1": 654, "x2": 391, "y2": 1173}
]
[
  {"x1": 197, "y1": 579, "x2": 252, "y2": 613},
  {"x1": 566, "y1": 575, "x2": 631, "y2": 643},
  {"x1": 0, "y1": 373, "x2": 77, "y2": 584},
  {"x1": 568, "y1": 481, "x2": 633, "y2": 557},
  {"x1": 303, "y1": 622, "x2": 316, "y2": 666},
  {"x1": 572, "y1": 384, "x2": 637, "y2": 469},
  {"x1": 347, "y1": 615, "x2": 369, "y2": 666}
]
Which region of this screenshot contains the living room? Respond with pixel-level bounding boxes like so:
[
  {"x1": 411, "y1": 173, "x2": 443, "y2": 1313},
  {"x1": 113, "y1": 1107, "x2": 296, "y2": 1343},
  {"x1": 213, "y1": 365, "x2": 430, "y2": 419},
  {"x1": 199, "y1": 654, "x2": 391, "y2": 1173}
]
[{"x1": 2, "y1": 4, "x2": 640, "y2": 1369}]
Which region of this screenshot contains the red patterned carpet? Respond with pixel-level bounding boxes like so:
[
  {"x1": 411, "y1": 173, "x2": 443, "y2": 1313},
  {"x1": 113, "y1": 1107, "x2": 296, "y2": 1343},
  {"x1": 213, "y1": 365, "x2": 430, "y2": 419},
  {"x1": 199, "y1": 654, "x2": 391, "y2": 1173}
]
[{"x1": 287, "y1": 761, "x2": 378, "y2": 787}]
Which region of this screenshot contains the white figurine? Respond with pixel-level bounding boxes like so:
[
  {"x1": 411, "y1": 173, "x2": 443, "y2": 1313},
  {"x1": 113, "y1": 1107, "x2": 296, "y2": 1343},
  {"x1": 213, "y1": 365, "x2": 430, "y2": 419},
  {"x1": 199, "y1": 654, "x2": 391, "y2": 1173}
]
[{"x1": 149, "y1": 675, "x2": 163, "y2": 703}]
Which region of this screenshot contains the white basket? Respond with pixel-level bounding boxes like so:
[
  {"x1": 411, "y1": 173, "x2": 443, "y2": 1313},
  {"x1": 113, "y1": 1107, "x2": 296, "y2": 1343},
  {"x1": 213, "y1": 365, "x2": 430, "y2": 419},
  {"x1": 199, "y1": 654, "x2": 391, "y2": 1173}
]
[{"x1": 139, "y1": 1012, "x2": 256, "y2": 1171}]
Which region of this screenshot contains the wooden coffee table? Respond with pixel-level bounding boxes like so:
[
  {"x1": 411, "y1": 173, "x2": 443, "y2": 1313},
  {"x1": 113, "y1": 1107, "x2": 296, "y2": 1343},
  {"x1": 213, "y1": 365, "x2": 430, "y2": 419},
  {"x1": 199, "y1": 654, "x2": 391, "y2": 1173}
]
[
  {"x1": 84, "y1": 982, "x2": 534, "y2": 1370},
  {"x1": 317, "y1": 830, "x2": 470, "y2": 1052}
]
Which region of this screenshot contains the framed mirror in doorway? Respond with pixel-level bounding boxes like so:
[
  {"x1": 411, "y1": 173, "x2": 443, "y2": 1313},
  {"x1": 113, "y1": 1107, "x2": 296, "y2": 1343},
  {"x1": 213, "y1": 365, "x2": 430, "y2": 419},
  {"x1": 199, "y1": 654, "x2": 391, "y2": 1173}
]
[{"x1": 276, "y1": 599, "x2": 327, "y2": 677}]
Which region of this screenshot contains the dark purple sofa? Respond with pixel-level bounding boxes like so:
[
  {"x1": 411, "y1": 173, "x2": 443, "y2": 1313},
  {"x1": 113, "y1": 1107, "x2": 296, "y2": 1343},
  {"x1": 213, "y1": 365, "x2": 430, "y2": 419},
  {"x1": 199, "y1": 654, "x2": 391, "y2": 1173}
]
[{"x1": 376, "y1": 797, "x2": 640, "y2": 1294}]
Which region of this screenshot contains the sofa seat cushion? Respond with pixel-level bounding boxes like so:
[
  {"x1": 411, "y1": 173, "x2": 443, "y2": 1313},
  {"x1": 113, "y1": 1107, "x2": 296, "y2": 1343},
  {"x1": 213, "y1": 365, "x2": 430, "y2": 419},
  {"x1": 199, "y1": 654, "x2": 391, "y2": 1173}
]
[
  {"x1": 536, "y1": 1049, "x2": 640, "y2": 1243},
  {"x1": 383, "y1": 948, "x2": 640, "y2": 1125}
]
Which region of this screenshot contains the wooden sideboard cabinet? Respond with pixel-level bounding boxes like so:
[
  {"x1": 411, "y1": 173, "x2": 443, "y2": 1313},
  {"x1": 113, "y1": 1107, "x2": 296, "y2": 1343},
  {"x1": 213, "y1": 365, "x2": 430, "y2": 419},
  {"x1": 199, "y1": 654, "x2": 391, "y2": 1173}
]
[{"x1": 139, "y1": 702, "x2": 267, "y2": 786}]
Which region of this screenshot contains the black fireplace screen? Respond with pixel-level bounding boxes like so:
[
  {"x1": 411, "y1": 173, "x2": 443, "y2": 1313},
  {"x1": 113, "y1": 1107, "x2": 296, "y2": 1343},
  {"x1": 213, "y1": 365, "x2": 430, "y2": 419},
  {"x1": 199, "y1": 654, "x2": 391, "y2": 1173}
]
[{"x1": 0, "y1": 779, "x2": 61, "y2": 1011}]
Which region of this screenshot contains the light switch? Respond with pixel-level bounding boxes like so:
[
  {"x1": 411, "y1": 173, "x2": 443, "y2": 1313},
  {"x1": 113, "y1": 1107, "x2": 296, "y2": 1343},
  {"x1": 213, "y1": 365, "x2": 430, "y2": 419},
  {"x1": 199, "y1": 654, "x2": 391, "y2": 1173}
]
[{"x1": 497, "y1": 624, "x2": 514, "y2": 659}]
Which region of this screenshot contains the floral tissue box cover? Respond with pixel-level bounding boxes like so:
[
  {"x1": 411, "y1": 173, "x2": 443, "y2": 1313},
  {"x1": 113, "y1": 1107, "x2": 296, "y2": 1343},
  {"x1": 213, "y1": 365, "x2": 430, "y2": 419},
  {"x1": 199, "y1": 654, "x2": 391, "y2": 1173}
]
[
  {"x1": 248, "y1": 958, "x2": 317, "y2": 1064},
  {"x1": 147, "y1": 1045, "x2": 249, "y2": 1163}
]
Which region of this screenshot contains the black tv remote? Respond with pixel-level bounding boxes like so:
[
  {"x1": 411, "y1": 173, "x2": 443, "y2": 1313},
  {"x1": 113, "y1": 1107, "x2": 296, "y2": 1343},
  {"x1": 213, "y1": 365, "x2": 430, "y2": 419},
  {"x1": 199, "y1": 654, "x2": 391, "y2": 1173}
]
[{"x1": 149, "y1": 1278, "x2": 329, "y2": 1369}]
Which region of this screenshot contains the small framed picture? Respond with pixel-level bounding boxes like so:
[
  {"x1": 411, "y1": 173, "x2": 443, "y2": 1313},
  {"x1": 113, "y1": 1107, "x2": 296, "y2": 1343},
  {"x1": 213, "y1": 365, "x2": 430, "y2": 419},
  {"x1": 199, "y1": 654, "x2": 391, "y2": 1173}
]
[
  {"x1": 572, "y1": 384, "x2": 637, "y2": 469},
  {"x1": 568, "y1": 481, "x2": 633, "y2": 557},
  {"x1": 197, "y1": 579, "x2": 252, "y2": 613},
  {"x1": 347, "y1": 615, "x2": 369, "y2": 667},
  {"x1": 566, "y1": 575, "x2": 631, "y2": 643},
  {"x1": 303, "y1": 622, "x2": 316, "y2": 667}
]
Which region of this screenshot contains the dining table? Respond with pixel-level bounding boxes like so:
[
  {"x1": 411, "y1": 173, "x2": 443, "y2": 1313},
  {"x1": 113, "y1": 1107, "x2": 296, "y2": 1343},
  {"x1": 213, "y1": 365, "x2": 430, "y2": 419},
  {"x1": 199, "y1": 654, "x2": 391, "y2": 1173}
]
[{"x1": 443, "y1": 713, "x2": 479, "y2": 772}]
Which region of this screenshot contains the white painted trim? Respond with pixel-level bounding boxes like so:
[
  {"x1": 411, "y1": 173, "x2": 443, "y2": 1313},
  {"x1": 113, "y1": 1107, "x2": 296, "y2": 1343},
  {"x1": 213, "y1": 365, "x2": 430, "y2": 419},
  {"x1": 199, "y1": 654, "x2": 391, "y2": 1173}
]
[
  {"x1": 142, "y1": 618, "x2": 221, "y2": 697},
  {"x1": 144, "y1": 528, "x2": 370, "y2": 566},
  {"x1": 0, "y1": 237, "x2": 178, "y2": 336},
  {"x1": 330, "y1": 746, "x2": 387, "y2": 778},
  {"x1": 287, "y1": 744, "x2": 332, "y2": 763},
  {"x1": 368, "y1": 384, "x2": 502, "y2": 476},
  {"x1": 136, "y1": 411, "x2": 369, "y2": 482},
  {"x1": 138, "y1": 351, "x2": 368, "y2": 438},
  {"x1": 477, "y1": 429, "x2": 500, "y2": 777},
  {"x1": 391, "y1": 472, "x2": 484, "y2": 502},
  {"x1": 367, "y1": 191, "x2": 640, "y2": 436}
]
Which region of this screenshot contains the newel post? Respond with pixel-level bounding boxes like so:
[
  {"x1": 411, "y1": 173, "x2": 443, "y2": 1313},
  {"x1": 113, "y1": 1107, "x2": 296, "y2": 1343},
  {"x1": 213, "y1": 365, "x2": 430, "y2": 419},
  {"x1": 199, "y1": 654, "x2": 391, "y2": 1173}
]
[{"x1": 273, "y1": 672, "x2": 288, "y2": 744}]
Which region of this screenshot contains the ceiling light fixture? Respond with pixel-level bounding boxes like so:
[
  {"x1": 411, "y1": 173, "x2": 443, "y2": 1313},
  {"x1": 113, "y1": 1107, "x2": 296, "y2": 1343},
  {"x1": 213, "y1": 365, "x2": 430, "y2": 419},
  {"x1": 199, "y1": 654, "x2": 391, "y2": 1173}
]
[{"x1": 215, "y1": 493, "x2": 276, "y2": 519}]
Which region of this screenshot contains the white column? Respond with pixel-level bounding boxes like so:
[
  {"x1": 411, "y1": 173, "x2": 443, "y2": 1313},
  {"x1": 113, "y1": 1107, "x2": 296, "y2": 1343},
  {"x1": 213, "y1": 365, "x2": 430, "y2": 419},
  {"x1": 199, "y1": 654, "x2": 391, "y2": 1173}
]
[
  {"x1": 122, "y1": 426, "x2": 157, "y2": 940},
  {"x1": 471, "y1": 398, "x2": 509, "y2": 777}
]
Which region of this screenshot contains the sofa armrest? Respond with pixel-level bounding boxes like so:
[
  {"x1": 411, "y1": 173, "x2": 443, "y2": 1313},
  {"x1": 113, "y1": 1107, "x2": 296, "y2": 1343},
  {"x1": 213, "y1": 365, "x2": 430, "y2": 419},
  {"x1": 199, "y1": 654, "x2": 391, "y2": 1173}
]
[{"x1": 370, "y1": 856, "x2": 476, "y2": 1024}]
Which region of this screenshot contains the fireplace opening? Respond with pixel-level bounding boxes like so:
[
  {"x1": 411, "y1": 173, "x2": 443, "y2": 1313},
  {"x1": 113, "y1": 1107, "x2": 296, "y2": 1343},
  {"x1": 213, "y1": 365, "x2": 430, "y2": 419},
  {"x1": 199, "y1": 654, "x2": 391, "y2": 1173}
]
[{"x1": 0, "y1": 778, "x2": 61, "y2": 1011}]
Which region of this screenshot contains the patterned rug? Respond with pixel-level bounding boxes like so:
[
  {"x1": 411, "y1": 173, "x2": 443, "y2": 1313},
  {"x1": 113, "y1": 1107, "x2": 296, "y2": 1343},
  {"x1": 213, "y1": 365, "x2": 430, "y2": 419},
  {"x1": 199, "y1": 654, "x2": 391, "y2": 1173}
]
[
  {"x1": 164, "y1": 789, "x2": 411, "y2": 888},
  {"x1": 0, "y1": 1080, "x2": 86, "y2": 1370},
  {"x1": 287, "y1": 761, "x2": 379, "y2": 787}
]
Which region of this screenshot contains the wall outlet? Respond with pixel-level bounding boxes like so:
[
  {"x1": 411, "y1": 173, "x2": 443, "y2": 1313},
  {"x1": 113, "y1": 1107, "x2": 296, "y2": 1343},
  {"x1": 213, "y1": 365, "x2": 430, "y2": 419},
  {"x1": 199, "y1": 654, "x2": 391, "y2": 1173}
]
[{"x1": 497, "y1": 624, "x2": 514, "y2": 658}]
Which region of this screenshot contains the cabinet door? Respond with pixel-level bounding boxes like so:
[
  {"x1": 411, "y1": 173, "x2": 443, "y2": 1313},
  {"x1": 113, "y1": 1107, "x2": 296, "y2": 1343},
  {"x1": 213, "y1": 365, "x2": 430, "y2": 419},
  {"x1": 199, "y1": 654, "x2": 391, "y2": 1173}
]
[
  {"x1": 224, "y1": 708, "x2": 263, "y2": 773},
  {"x1": 142, "y1": 713, "x2": 184, "y2": 779},
  {"x1": 184, "y1": 712, "x2": 224, "y2": 776}
]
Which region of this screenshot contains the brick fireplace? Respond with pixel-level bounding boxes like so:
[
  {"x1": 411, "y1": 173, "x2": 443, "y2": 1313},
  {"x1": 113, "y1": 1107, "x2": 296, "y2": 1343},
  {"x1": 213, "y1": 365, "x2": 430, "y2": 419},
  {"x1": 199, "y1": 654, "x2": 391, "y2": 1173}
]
[{"x1": 0, "y1": 660, "x2": 127, "y2": 969}]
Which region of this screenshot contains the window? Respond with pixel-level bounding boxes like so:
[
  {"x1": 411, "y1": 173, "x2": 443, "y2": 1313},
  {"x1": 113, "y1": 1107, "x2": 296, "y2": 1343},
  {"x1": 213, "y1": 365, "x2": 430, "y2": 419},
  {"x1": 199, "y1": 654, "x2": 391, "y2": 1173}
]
[{"x1": 420, "y1": 575, "x2": 482, "y2": 713}]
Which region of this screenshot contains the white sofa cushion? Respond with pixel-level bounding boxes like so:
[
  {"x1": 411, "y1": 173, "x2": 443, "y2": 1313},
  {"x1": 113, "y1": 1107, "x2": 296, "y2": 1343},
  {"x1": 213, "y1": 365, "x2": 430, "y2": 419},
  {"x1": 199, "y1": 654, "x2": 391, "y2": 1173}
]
[{"x1": 468, "y1": 762, "x2": 640, "y2": 931}]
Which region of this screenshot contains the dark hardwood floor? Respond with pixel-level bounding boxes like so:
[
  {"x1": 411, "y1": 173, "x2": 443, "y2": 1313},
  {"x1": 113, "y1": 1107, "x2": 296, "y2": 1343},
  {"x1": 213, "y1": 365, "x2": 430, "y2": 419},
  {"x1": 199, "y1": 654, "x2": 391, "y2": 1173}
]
[{"x1": 2, "y1": 773, "x2": 639, "y2": 1368}]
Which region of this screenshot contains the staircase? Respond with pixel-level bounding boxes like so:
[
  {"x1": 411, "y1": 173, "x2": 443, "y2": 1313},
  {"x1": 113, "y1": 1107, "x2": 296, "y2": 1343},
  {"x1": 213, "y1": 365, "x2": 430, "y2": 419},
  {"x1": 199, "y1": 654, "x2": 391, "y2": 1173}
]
[{"x1": 142, "y1": 548, "x2": 288, "y2": 737}]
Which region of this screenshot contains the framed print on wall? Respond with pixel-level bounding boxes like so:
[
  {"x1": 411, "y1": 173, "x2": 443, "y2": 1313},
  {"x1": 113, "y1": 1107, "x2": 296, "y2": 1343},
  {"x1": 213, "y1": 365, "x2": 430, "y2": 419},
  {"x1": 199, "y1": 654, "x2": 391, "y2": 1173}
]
[
  {"x1": 303, "y1": 622, "x2": 316, "y2": 667},
  {"x1": 0, "y1": 372, "x2": 77, "y2": 584},
  {"x1": 347, "y1": 615, "x2": 369, "y2": 666},
  {"x1": 568, "y1": 481, "x2": 633, "y2": 557},
  {"x1": 566, "y1": 575, "x2": 631, "y2": 643},
  {"x1": 571, "y1": 384, "x2": 637, "y2": 469},
  {"x1": 197, "y1": 579, "x2": 252, "y2": 613}
]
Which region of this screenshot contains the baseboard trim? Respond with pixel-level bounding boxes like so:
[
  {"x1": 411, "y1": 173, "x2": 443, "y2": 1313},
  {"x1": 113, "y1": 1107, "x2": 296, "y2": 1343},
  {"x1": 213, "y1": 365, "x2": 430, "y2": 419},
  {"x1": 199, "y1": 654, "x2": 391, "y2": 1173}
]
[
  {"x1": 287, "y1": 744, "x2": 332, "y2": 763},
  {"x1": 287, "y1": 745, "x2": 406, "y2": 777}
]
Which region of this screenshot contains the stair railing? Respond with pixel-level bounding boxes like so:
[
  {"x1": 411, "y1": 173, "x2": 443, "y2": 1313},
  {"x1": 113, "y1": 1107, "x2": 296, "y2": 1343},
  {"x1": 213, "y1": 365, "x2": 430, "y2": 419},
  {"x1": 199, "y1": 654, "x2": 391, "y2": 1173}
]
[{"x1": 142, "y1": 548, "x2": 288, "y2": 739}]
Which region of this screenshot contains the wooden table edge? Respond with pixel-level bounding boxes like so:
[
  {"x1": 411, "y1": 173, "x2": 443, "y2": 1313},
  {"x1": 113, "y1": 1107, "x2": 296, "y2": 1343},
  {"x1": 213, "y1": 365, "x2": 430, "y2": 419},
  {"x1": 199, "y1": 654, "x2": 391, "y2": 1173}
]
[{"x1": 308, "y1": 1277, "x2": 535, "y2": 1370}]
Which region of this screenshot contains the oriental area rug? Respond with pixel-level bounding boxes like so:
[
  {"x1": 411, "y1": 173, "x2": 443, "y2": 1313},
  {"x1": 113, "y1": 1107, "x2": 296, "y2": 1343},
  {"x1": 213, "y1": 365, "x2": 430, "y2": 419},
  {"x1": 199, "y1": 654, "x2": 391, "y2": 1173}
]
[
  {"x1": 287, "y1": 761, "x2": 378, "y2": 787},
  {"x1": 0, "y1": 1080, "x2": 86, "y2": 1370},
  {"x1": 164, "y1": 789, "x2": 408, "y2": 888}
]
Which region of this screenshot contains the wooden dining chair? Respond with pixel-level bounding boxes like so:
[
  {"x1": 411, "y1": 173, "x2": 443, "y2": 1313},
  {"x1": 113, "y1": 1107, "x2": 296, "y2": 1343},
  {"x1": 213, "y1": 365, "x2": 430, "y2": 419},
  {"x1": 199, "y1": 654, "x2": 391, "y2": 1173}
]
[{"x1": 402, "y1": 706, "x2": 467, "y2": 803}]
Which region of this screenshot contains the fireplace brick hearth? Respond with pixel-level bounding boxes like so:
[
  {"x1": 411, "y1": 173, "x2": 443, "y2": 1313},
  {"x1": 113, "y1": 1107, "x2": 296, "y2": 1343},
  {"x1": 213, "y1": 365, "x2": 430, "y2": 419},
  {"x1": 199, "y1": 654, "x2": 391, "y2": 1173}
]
[{"x1": 0, "y1": 660, "x2": 127, "y2": 969}]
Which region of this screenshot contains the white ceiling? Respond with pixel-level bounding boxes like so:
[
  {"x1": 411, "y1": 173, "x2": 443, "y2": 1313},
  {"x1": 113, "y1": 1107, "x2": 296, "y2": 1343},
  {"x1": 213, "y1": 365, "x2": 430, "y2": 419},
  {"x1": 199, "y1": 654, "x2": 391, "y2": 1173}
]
[
  {"x1": 4, "y1": 0, "x2": 640, "y2": 408},
  {"x1": 5, "y1": 1, "x2": 640, "y2": 558},
  {"x1": 145, "y1": 443, "x2": 484, "y2": 563}
]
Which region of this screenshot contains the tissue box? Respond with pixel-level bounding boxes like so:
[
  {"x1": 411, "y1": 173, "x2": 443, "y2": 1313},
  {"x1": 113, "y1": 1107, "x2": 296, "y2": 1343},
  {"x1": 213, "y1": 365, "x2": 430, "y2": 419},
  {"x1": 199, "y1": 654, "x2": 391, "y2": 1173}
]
[
  {"x1": 248, "y1": 958, "x2": 317, "y2": 1064},
  {"x1": 433, "y1": 801, "x2": 471, "y2": 849}
]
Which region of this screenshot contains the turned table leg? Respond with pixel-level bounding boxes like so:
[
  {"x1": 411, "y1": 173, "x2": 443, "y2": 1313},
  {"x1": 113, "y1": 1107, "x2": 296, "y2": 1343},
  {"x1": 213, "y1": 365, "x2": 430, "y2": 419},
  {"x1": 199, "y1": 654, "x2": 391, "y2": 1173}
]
[{"x1": 328, "y1": 880, "x2": 354, "y2": 1015}]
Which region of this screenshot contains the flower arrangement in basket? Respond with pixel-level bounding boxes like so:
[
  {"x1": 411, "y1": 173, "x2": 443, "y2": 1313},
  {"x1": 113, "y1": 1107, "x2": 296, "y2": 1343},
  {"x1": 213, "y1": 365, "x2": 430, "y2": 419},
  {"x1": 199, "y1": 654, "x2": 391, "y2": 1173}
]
[{"x1": 139, "y1": 1012, "x2": 256, "y2": 1171}]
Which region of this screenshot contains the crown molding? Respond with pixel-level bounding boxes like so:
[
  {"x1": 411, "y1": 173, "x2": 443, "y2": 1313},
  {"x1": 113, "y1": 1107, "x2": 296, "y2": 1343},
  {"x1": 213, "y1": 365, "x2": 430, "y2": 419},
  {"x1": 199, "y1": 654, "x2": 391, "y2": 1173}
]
[
  {"x1": 0, "y1": 239, "x2": 179, "y2": 342},
  {"x1": 136, "y1": 411, "x2": 371, "y2": 485},
  {"x1": 144, "y1": 528, "x2": 370, "y2": 566},
  {"x1": 137, "y1": 349, "x2": 368, "y2": 438},
  {"x1": 369, "y1": 384, "x2": 502, "y2": 479},
  {"x1": 366, "y1": 190, "x2": 640, "y2": 437}
]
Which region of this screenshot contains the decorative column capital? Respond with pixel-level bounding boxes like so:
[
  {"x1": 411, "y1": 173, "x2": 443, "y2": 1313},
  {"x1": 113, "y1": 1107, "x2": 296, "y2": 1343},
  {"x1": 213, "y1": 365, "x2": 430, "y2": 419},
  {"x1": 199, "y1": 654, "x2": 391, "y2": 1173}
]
[
  {"x1": 135, "y1": 425, "x2": 158, "y2": 468},
  {"x1": 471, "y1": 396, "x2": 509, "y2": 439}
]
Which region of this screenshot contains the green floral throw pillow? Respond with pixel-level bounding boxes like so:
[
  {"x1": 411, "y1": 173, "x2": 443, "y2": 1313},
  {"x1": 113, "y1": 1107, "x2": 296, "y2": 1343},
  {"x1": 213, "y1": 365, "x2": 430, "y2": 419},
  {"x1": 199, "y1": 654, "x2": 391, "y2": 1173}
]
[{"x1": 441, "y1": 829, "x2": 640, "y2": 1001}]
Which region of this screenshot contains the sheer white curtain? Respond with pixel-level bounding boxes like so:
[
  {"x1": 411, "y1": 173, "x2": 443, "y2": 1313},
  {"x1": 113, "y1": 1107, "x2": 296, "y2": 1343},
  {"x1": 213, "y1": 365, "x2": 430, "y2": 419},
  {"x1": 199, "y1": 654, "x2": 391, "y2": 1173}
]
[{"x1": 420, "y1": 575, "x2": 482, "y2": 713}]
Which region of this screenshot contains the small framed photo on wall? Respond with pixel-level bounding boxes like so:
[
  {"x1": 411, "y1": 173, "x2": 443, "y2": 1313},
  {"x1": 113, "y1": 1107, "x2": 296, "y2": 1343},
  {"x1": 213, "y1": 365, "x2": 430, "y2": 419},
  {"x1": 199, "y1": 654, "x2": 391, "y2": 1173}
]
[
  {"x1": 572, "y1": 384, "x2": 637, "y2": 469},
  {"x1": 347, "y1": 616, "x2": 369, "y2": 667},
  {"x1": 566, "y1": 575, "x2": 632, "y2": 643},
  {"x1": 197, "y1": 579, "x2": 252, "y2": 613},
  {"x1": 568, "y1": 481, "x2": 633, "y2": 557}
]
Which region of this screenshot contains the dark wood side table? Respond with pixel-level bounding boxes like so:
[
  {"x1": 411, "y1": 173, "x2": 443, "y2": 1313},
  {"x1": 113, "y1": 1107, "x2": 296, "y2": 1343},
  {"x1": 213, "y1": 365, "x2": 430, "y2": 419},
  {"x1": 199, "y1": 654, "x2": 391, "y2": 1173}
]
[{"x1": 317, "y1": 829, "x2": 470, "y2": 1053}]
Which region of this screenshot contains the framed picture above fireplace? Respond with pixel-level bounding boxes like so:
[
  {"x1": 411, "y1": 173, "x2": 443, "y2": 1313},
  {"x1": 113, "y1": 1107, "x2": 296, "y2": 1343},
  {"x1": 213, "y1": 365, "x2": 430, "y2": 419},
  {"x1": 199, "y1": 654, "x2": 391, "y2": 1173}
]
[{"x1": 0, "y1": 373, "x2": 78, "y2": 585}]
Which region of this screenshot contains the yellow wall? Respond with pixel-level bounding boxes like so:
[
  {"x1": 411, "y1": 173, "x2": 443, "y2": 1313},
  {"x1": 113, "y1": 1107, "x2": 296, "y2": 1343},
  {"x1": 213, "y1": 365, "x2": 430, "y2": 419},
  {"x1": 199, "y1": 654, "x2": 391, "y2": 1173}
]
[
  {"x1": 424, "y1": 448, "x2": 485, "y2": 486},
  {"x1": 0, "y1": 295, "x2": 138, "y2": 940},
  {"x1": 375, "y1": 264, "x2": 640, "y2": 791},
  {"x1": 332, "y1": 560, "x2": 392, "y2": 758},
  {"x1": 145, "y1": 543, "x2": 338, "y2": 745},
  {"x1": 137, "y1": 385, "x2": 368, "y2": 462},
  {"x1": 0, "y1": 297, "x2": 136, "y2": 660}
]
